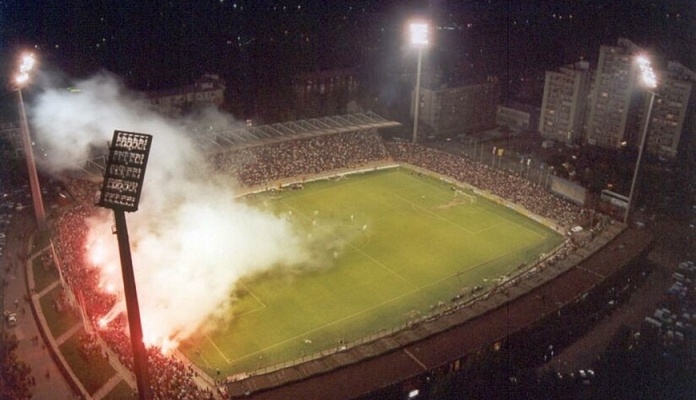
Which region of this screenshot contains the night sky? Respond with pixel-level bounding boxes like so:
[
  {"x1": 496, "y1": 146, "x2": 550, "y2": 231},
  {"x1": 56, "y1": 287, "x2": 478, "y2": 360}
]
[{"x1": 1, "y1": 0, "x2": 694, "y2": 114}]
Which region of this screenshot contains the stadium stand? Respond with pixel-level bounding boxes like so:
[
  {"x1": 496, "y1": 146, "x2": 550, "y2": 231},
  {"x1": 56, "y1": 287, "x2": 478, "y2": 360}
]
[{"x1": 51, "y1": 129, "x2": 629, "y2": 399}]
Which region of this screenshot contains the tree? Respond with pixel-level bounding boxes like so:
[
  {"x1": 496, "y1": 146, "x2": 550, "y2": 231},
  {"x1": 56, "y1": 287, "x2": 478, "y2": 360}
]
[{"x1": 0, "y1": 331, "x2": 32, "y2": 399}]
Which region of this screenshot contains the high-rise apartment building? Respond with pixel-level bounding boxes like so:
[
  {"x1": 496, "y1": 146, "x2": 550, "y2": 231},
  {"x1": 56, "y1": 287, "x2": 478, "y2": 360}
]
[
  {"x1": 583, "y1": 38, "x2": 645, "y2": 149},
  {"x1": 640, "y1": 61, "x2": 695, "y2": 160},
  {"x1": 539, "y1": 61, "x2": 591, "y2": 144},
  {"x1": 540, "y1": 38, "x2": 693, "y2": 160}
]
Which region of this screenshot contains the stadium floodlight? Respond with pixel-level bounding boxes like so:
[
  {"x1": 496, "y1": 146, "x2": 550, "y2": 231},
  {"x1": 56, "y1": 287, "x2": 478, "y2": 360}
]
[
  {"x1": 14, "y1": 52, "x2": 47, "y2": 231},
  {"x1": 16, "y1": 53, "x2": 36, "y2": 86},
  {"x1": 635, "y1": 55, "x2": 657, "y2": 89},
  {"x1": 98, "y1": 130, "x2": 153, "y2": 212},
  {"x1": 410, "y1": 21, "x2": 429, "y2": 143},
  {"x1": 624, "y1": 54, "x2": 658, "y2": 224},
  {"x1": 97, "y1": 130, "x2": 153, "y2": 400},
  {"x1": 409, "y1": 22, "x2": 429, "y2": 47}
]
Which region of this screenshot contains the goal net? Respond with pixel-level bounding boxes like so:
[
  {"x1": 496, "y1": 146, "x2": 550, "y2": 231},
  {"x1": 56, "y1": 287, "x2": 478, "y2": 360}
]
[{"x1": 453, "y1": 188, "x2": 476, "y2": 203}]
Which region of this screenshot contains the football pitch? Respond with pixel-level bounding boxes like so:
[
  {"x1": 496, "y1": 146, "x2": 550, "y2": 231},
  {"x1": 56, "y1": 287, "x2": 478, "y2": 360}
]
[{"x1": 180, "y1": 168, "x2": 564, "y2": 375}]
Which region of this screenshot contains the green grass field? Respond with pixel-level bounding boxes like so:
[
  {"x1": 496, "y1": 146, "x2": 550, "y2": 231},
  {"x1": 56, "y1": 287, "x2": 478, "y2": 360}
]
[{"x1": 180, "y1": 168, "x2": 563, "y2": 375}]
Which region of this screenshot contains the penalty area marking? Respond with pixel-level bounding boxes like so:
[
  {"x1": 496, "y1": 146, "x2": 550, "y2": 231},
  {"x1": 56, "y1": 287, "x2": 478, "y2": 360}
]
[
  {"x1": 233, "y1": 281, "x2": 267, "y2": 317},
  {"x1": 207, "y1": 335, "x2": 232, "y2": 364},
  {"x1": 393, "y1": 191, "x2": 476, "y2": 235},
  {"x1": 473, "y1": 204, "x2": 547, "y2": 240},
  {"x1": 205, "y1": 283, "x2": 267, "y2": 364}
]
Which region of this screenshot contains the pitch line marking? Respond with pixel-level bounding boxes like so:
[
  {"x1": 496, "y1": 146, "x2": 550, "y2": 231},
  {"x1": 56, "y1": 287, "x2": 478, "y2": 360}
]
[
  {"x1": 346, "y1": 239, "x2": 419, "y2": 291},
  {"x1": 220, "y1": 236, "x2": 554, "y2": 366},
  {"x1": 207, "y1": 335, "x2": 232, "y2": 364},
  {"x1": 470, "y1": 221, "x2": 506, "y2": 235},
  {"x1": 404, "y1": 171, "x2": 550, "y2": 241},
  {"x1": 217, "y1": 236, "x2": 556, "y2": 367},
  {"x1": 222, "y1": 285, "x2": 422, "y2": 365},
  {"x1": 442, "y1": 240, "x2": 545, "y2": 285},
  {"x1": 474, "y1": 204, "x2": 547, "y2": 240},
  {"x1": 278, "y1": 169, "x2": 399, "y2": 200},
  {"x1": 221, "y1": 238, "x2": 544, "y2": 366},
  {"x1": 230, "y1": 282, "x2": 267, "y2": 318},
  {"x1": 217, "y1": 170, "x2": 557, "y2": 366},
  {"x1": 238, "y1": 281, "x2": 267, "y2": 308},
  {"x1": 392, "y1": 191, "x2": 476, "y2": 235}
]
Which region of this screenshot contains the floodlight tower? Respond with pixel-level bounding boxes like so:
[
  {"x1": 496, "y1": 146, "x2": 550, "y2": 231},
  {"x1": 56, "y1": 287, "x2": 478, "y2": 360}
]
[
  {"x1": 624, "y1": 55, "x2": 658, "y2": 224},
  {"x1": 14, "y1": 53, "x2": 47, "y2": 231},
  {"x1": 97, "y1": 130, "x2": 154, "y2": 400},
  {"x1": 410, "y1": 21, "x2": 429, "y2": 143}
]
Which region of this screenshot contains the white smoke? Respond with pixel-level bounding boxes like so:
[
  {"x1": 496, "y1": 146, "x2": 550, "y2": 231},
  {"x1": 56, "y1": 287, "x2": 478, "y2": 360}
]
[{"x1": 29, "y1": 71, "x2": 315, "y2": 348}]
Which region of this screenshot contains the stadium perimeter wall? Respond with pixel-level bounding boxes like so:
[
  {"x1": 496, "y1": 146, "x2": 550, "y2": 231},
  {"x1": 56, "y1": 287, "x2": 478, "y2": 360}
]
[{"x1": 223, "y1": 165, "x2": 644, "y2": 399}]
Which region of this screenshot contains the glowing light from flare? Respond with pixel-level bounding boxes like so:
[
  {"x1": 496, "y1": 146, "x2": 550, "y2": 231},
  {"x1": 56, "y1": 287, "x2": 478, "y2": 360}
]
[
  {"x1": 144, "y1": 335, "x2": 177, "y2": 355},
  {"x1": 88, "y1": 236, "x2": 184, "y2": 353},
  {"x1": 99, "y1": 313, "x2": 173, "y2": 355},
  {"x1": 15, "y1": 53, "x2": 36, "y2": 86},
  {"x1": 636, "y1": 55, "x2": 657, "y2": 89},
  {"x1": 409, "y1": 22, "x2": 429, "y2": 47}
]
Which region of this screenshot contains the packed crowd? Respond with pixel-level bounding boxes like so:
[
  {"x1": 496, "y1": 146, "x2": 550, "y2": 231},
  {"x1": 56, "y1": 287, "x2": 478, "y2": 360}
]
[
  {"x1": 54, "y1": 179, "x2": 214, "y2": 399},
  {"x1": 386, "y1": 142, "x2": 582, "y2": 228},
  {"x1": 209, "y1": 131, "x2": 583, "y2": 231},
  {"x1": 48, "y1": 131, "x2": 589, "y2": 398},
  {"x1": 209, "y1": 129, "x2": 390, "y2": 186}
]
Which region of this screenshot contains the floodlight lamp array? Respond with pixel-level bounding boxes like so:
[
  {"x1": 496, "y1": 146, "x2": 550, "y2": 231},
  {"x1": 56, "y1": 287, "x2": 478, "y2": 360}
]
[
  {"x1": 16, "y1": 53, "x2": 36, "y2": 87},
  {"x1": 97, "y1": 130, "x2": 153, "y2": 212},
  {"x1": 410, "y1": 22, "x2": 429, "y2": 47},
  {"x1": 636, "y1": 55, "x2": 657, "y2": 90}
]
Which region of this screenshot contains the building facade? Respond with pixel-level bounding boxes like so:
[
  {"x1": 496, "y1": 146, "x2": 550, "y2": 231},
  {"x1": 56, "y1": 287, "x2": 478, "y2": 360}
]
[
  {"x1": 146, "y1": 74, "x2": 226, "y2": 117},
  {"x1": 0, "y1": 121, "x2": 23, "y2": 160},
  {"x1": 581, "y1": 38, "x2": 694, "y2": 160},
  {"x1": 539, "y1": 61, "x2": 591, "y2": 144},
  {"x1": 414, "y1": 79, "x2": 500, "y2": 136},
  {"x1": 497, "y1": 104, "x2": 539, "y2": 133},
  {"x1": 291, "y1": 68, "x2": 360, "y2": 119},
  {"x1": 583, "y1": 38, "x2": 647, "y2": 149},
  {"x1": 640, "y1": 61, "x2": 694, "y2": 160}
]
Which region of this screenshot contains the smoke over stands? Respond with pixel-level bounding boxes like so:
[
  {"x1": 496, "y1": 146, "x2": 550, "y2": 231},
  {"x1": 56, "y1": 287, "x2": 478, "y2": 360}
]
[{"x1": 29, "y1": 71, "x2": 314, "y2": 349}]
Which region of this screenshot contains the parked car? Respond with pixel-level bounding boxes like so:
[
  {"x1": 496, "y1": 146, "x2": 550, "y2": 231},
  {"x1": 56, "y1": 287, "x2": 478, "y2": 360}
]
[
  {"x1": 4, "y1": 311, "x2": 18, "y2": 326},
  {"x1": 578, "y1": 369, "x2": 595, "y2": 385}
]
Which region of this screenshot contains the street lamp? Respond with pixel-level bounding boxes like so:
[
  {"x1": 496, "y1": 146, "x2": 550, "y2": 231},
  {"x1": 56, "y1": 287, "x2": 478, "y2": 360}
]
[
  {"x1": 14, "y1": 52, "x2": 47, "y2": 231},
  {"x1": 410, "y1": 21, "x2": 429, "y2": 143},
  {"x1": 624, "y1": 55, "x2": 658, "y2": 224}
]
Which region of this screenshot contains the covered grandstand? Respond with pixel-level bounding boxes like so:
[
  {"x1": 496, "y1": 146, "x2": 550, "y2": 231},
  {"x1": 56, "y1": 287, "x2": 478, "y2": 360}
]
[{"x1": 70, "y1": 112, "x2": 401, "y2": 178}]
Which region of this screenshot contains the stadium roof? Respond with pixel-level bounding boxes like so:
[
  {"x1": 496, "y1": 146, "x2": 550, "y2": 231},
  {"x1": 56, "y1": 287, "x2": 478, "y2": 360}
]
[{"x1": 191, "y1": 111, "x2": 401, "y2": 152}]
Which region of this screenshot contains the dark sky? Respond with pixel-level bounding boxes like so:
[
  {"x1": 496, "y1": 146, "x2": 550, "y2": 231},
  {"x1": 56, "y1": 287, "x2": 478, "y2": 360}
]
[{"x1": 0, "y1": 1, "x2": 694, "y2": 95}]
